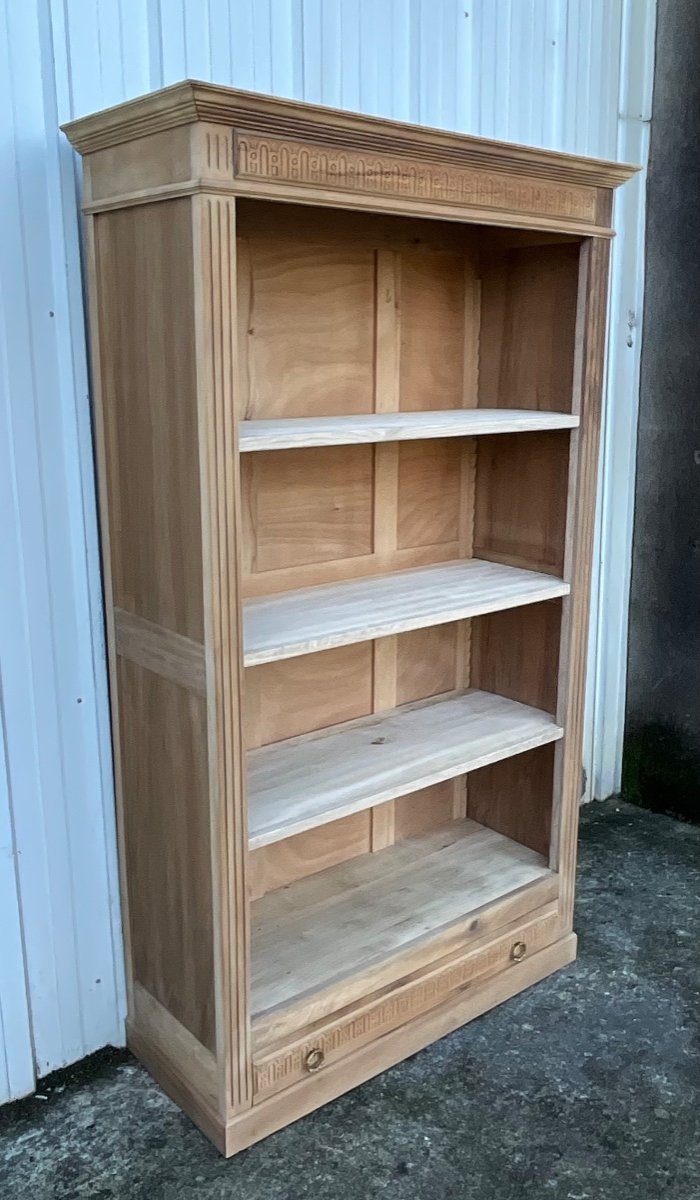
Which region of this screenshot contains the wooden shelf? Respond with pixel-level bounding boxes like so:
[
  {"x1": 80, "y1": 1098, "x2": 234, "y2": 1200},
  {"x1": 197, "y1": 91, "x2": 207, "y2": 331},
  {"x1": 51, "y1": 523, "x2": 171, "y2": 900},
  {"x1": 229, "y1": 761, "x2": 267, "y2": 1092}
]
[
  {"x1": 251, "y1": 819, "x2": 553, "y2": 1019},
  {"x1": 240, "y1": 408, "x2": 579, "y2": 451},
  {"x1": 248, "y1": 689, "x2": 563, "y2": 849},
  {"x1": 243, "y1": 559, "x2": 569, "y2": 665}
]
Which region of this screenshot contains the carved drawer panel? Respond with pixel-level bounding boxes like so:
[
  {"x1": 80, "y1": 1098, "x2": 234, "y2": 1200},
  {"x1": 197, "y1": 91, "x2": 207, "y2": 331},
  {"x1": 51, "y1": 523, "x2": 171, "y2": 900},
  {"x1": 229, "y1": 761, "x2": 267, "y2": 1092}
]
[{"x1": 253, "y1": 908, "x2": 559, "y2": 1102}]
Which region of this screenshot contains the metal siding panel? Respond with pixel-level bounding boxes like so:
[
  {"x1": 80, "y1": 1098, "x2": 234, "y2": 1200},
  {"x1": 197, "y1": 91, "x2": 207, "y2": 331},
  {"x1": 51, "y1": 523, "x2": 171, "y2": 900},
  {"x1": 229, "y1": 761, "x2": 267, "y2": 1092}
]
[
  {"x1": 184, "y1": 0, "x2": 213, "y2": 80},
  {"x1": 1, "y1": 0, "x2": 83, "y2": 1077},
  {"x1": 542, "y1": 0, "x2": 566, "y2": 150},
  {"x1": 207, "y1": 0, "x2": 233, "y2": 85},
  {"x1": 146, "y1": 0, "x2": 166, "y2": 87},
  {"x1": 493, "y1": 0, "x2": 514, "y2": 141},
  {"x1": 0, "y1": 0, "x2": 126, "y2": 1090},
  {"x1": 317, "y1": 0, "x2": 342, "y2": 108},
  {"x1": 390, "y1": 0, "x2": 411, "y2": 122},
  {"x1": 361, "y1": 0, "x2": 392, "y2": 118},
  {"x1": 407, "y1": 0, "x2": 421, "y2": 121},
  {"x1": 302, "y1": 0, "x2": 323, "y2": 101},
  {"x1": 0, "y1": 347, "x2": 36, "y2": 1106},
  {"x1": 0, "y1": 0, "x2": 652, "y2": 1094},
  {"x1": 95, "y1": 0, "x2": 128, "y2": 105},
  {"x1": 40, "y1": 0, "x2": 126, "y2": 1064},
  {"x1": 339, "y1": 0, "x2": 361, "y2": 110},
  {"x1": 118, "y1": 0, "x2": 152, "y2": 96},
  {"x1": 415, "y1": 0, "x2": 443, "y2": 127},
  {"x1": 158, "y1": 0, "x2": 189, "y2": 83},
  {"x1": 452, "y1": 2, "x2": 473, "y2": 132},
  {"x1": 230, "y1": 0, "x2": 257, "y2": 90},
  {"x1": 507, "y1": 0, "x2": 532, "y2": 144},
  {"x1": 250, "y1": 0, "x2": 274, "y2": 93},
  {"x1": 587, "y1": 0, "x2": 656, "y2": 800},
  {"x1": 269, "y1": 0, "x2": 298, "y2": 97}
]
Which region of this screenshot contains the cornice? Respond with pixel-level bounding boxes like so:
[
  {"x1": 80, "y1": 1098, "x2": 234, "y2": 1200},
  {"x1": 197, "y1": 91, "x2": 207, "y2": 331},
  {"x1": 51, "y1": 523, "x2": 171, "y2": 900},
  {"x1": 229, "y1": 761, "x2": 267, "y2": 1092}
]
[{"x1": 61, "y1": 80, "x2": 638, "y2": 190}]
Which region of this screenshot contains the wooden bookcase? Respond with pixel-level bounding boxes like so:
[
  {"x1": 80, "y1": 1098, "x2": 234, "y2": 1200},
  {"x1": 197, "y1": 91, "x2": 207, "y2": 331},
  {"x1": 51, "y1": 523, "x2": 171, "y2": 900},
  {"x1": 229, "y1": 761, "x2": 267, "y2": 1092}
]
[{"x1": 64, "y1": 83, "x2": 635, "y2": 1156}]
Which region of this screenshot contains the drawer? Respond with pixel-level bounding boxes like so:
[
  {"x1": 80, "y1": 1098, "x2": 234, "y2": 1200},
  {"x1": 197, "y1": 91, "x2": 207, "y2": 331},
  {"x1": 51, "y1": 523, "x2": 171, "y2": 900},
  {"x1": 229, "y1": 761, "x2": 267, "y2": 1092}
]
[{"x1": 253, "y1": 907, "x2": 559, "y2": 1102}]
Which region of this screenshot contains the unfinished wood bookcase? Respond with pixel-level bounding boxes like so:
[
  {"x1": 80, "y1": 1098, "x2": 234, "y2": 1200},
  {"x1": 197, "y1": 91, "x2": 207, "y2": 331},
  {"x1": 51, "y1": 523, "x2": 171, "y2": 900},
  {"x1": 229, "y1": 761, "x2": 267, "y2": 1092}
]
[{"x1": 64, "y1": 83, "x2": 636, "y2": 1156}]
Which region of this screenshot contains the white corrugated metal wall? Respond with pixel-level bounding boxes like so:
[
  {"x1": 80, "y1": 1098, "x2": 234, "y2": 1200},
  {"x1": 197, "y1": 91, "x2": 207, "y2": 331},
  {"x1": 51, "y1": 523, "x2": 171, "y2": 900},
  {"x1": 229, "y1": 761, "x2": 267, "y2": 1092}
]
[{"x1": 0, "y1": 0, "x2": 654, "y2": 1102}]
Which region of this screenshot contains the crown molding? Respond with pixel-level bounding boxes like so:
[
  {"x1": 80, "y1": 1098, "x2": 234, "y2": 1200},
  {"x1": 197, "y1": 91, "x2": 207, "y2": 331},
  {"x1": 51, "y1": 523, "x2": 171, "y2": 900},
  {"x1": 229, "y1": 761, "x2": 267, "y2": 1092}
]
[{"x1": 62, "y1": 80, "x2": 638, "y2": 190}]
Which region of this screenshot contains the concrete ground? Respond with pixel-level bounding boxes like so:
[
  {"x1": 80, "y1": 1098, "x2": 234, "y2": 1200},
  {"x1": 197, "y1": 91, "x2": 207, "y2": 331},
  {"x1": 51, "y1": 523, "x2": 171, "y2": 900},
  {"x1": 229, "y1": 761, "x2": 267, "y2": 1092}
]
[{"x1": 1, "y1": 798, "x2": 699, "y2": 1200}]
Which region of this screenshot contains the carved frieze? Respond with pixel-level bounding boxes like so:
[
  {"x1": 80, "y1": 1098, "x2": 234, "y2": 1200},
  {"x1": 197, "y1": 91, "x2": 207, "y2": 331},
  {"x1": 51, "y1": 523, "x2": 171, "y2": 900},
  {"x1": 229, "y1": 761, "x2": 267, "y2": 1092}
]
[{"x1": 234, "y1": 132, "x2": 598, "y2": 224}]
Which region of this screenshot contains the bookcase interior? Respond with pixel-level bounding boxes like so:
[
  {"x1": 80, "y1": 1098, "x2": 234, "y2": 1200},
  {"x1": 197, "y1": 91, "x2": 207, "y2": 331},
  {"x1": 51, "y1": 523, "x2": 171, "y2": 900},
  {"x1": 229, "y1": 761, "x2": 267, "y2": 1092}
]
[{"x1": 237, "y1": 199, "x2": 582, "y2": 1034}]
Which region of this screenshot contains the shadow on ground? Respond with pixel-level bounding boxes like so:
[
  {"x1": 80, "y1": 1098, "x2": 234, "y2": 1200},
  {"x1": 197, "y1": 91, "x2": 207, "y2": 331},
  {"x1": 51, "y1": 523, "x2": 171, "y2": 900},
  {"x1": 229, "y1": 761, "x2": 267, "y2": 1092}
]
[{"x1": 1, "y1": 799, "x2": 699, "y2": 1200}]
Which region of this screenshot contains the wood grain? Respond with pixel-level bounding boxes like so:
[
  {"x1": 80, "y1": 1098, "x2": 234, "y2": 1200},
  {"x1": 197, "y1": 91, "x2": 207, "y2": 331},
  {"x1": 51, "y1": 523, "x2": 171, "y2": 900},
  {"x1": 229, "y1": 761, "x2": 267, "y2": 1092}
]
[
  {"x1": 239, "y1": 543, "x2": 464, "y2": 599},
  {"x1": 114, "y1": 607, "x2": 206, "y2": 696},
  {"x1": 244, "y1": 560, "x2": 570, "y2": 665},
  {"x1": 397, "y1": 440, "x2": 462, "y2": 550},
  {"x1": 133, "y1": 982, "x2": 218, "y2": 1112},
  {"x1": 129, "y1": 934, "x2": 575, "y2": 1156},
  {"x1": 193, "y1": 194, "x2": 251, "y2": 1113},
  {"x1": 369, "y1": 250, "x2": 401, "y2": 849},
  {"x1": 253, "y1": 907, "x2": 560, "y2": 1100},
  {"x1": 252, "y1": 873, "x2": 559, "y2": 1050},
  {"x1": 93, "y1": 200, "x2": 204, "y2": 641},
  {"x1": 470, "y1": 601, "x2": 562, "y2": 716},
  {"x1": 249, "y1": 813, "x2": 371, "y2": 901},
  {"x1": 251, "y1": 819, "x2": 552, "y2": 1022},
  {"x1": 83, "y1": 214, "x2": 136, "y2": 1020},
  {"x1": 553, "y1": 238, "x2": 612, "y2": 920},
  {"x1": 467, "y1": 743, "x2": 556, "y2": 858},
  {"x1": 247, "y1": 690, "x2": 563, "y2": 849},
  {"x1": 245, "y1": 643, "x2": 373, "y2": 750},
  {"x1": 242, "y1": 445, "x2": 374, "y2": 575},
  {"x1": 394, "y1": 780, "x2": 457, "y2": 841},
  {"x1": 117, "y1": 658, "x2": 215, "y2": 1049},
  {"x1": 399, "y1": 248, "x2": 467, "y2": 410},
  {"x1": 64, "y1": 82, "x2": 636, "y2": 189},
  {"x1": 85, "y1": 125, "x2": 193, "y2": 203},
  {"x1": 479, "y1": 243, "x2": 581, "y2": 413},
  {"x1": 236, "y1": 228, "x2": 375, "y2": 418},
  {"x1": 239, "y1": 408, "x2": 579, "y2": 450},
  {"x1": 474, "y1": 431, "x2": 571, "y2": 576},
  {"x1": 395, "y1": 622, "x2": 462, "y2": 704}
]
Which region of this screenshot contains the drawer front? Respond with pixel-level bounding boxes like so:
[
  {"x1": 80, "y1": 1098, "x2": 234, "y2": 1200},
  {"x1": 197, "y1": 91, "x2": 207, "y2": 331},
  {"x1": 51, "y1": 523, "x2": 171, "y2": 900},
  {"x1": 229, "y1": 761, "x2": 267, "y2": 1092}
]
[{"x1": 253, "y1": 907, "x2": 559, "y2": 1102}]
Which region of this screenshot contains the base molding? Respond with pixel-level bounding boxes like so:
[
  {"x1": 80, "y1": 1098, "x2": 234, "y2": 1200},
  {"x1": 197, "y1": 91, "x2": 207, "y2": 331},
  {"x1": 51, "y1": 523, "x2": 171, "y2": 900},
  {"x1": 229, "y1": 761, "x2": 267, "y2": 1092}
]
[
  {"x1": 128, "y1": 933, "x2": 575, "y2": 1156},
  {"x1": 226, "y1": 933, "x2": 576, "y2": 1156},
  {"x1": 126, "y1": 1022, "x2": 225, "y2": 1153}
]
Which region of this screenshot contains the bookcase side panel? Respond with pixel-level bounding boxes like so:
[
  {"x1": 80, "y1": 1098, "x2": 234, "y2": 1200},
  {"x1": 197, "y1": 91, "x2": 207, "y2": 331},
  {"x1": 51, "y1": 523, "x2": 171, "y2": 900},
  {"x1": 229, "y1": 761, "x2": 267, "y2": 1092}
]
[
  {"x1": 467, "y1": 249, "x2": 580, "y2": 862},
  {"x1": 552, "y1": 238, "x2": 612, "y2": 926},
  {"x1": 89, "y1": 201, "x2": 219, "y2": 1080},
  {"x1": 93, "y1": 201, "x2": 204, "y2": 641}
]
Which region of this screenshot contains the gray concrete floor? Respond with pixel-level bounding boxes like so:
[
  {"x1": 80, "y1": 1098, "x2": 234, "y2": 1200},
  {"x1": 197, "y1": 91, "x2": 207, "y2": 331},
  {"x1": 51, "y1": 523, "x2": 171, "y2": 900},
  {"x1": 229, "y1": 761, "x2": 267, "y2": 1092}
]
[{"x1": 1, "y1": 799, "x2": 699, "y2": 1200}]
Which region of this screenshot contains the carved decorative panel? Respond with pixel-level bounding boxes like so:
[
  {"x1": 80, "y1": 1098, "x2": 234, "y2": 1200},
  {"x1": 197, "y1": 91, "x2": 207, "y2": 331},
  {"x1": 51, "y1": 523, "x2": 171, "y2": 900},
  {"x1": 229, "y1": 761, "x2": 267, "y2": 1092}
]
[{"x1": 234, "y1": 132, "x2": 598, "y2": 225}]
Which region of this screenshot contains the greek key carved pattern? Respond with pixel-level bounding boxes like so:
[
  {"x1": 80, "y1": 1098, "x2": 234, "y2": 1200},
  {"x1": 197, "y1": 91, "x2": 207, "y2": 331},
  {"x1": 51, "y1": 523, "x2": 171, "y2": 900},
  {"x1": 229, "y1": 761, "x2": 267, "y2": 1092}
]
[
  {"x1": 234, "y1": 133, "x2": 598, "y2": 223},
  {"x1": 254, "y1": 914, "x2": 558, "y2": 1098}
]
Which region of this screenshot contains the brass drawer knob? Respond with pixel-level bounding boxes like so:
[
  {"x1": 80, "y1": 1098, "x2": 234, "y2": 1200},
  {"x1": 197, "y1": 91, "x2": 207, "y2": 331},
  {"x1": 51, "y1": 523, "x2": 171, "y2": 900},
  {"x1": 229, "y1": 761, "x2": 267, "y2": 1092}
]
[
  {"x1": 304, "y1": 1047, "x2": 325, "y2": 1073},
  {"x1": 511, "y1": 941, "x2": 527, "y2": 962}
]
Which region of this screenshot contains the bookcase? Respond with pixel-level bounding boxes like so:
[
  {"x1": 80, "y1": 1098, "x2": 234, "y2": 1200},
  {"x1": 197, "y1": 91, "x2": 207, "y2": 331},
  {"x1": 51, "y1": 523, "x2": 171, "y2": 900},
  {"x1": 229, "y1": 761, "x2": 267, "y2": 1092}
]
[{"x1": 64, "y1": 83, "x2": 635, "y2": 1156}]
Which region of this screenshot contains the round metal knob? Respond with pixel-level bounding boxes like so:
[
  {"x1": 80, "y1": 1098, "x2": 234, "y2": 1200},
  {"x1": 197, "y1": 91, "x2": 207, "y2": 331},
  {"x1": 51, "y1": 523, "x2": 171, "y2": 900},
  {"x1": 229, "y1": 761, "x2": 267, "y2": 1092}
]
[
  {"x1": 304, "y1": 1047, "x2": 325, "y2": 1073},
  {"x1": 511, "y1": 941, "x2": 527, "y2": 962}
]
